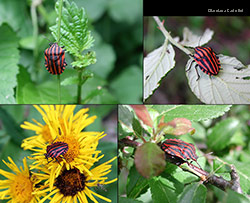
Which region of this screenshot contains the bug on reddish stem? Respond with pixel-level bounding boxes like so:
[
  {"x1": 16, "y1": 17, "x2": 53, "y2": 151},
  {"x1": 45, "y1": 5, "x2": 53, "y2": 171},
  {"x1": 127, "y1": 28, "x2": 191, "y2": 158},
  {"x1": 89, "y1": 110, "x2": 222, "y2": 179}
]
[{"x1": 161, "y1": 139, "x2": 202, "y2": 169}]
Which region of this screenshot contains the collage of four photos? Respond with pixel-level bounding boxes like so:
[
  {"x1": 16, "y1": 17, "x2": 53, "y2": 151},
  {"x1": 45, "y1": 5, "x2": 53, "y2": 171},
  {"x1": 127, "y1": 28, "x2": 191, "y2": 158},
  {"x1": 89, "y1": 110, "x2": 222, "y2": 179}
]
[{"x1": 0, "y1": 1, "x2": 250, "y2": 203}]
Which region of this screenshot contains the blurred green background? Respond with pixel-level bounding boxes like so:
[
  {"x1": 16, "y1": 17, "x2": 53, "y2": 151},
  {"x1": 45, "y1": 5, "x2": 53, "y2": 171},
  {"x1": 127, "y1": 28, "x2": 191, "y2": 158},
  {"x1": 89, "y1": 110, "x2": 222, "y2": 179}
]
[
  {"x1": 0, "y1": 105, "x2": 117, "y2": 203},
  {"x1": 144, "y1": 16, "x2": 250, "y2": 104},
  {"x1": 0, "y1": 0, "x2": 142, "y2": 104}
]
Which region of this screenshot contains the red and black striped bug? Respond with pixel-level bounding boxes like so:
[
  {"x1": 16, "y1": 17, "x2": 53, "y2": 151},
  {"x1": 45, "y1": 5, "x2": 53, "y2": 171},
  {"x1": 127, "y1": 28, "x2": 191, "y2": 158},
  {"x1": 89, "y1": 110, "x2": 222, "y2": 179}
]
[
  {"x1": 187, "y1": 46, "x2": 221, "y2": 81},
  {"x1": 45, "y1": 128, "x2": 68, "y2": 163},
  {"x1": 44, "y1": 42, "x2": 67, "y2": 75},
  {"x1": 45, "y1": 141, "x2": 68, "y2": 163},
  {"x1": 161, "y1": 139, "x2": 202, "y2": 168}
]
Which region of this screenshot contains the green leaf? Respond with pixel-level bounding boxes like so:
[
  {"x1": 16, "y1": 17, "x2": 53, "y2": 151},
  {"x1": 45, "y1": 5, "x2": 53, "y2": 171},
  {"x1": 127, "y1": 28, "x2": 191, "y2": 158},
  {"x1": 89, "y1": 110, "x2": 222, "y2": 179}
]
[
  {"x1": 0, "y1": 141, "x2": 30, "y2": 172},
  {"x1": 108, "y1": 0, "x2": 142, "y2": 24},
  {"x1": 126, "y1": 165, "x2": 149, "y2": 199},
  {"x1": 20, "y1": 81, "x2": 72, "y2": 104},
  {"x1": 61, "y1": 70, "x2": 94, "y2": 86},
  {"x1": 177, "y1": 183, "x2": 207, "y2": 203},
  {"x1": 119, "y1": 197, "x2": 143, "y2": 203},
  {"x1": 0, "y1": 23, "x2": 19, "y2": 103},
  {"x1": 51, "y1": 0, "x2": 94, "y2": 55},
  {"x1": 80, "y1": 77, "x2": 117, "y2": 104},
  {"x1": 212, "y1": 159, "x2": 231, "y2": 173},
  {"x1": 77, "y1": 0, "x2": 108, "y2": 21},
  {"x1": 223, "y1": 189, "x2": 250, "y2": 203},
  {"x1": 111, "y1": 66, "x2": 142, "y2": 104},
  {"x1": 134, "y1": 142, "x2": 166, "y2": 178},
  {"x1": 207, "y1": 118, "x2": 240, "y2": 151},
  {"x1": 61, "y1": 76, "x2": 79, "y2": 86},
  {"x1": 118, "y1": 105, "x2": 145, "y2": 140},
  {"x1": 149, "y1": 177, "x2": 178, "y2": 203},
  {"x1": 0, "y1": 107, "x2": 25, "y2": 145},
  {"x1": 81, "y1": 87, "x2": 103, "y2": 103},
  {"x1": 226, "y1": 160, "x2": 250, "y2": 194},
  {"x1": 16, "y1": 66, "x2": 33, "y2": 104},
  {"x1": 151, "y1": 105, "x2": 231, "y2": 122},
  {"x1": 0, "y1": 0, "x2": 32, "y2": 37},
  {"x1": 71, "y1": 51, "x2": 96, "y2": 69},
  {"x1": 50, "y1": 0, "x2": 96, "y2": 71},
  {"x1": 90, "y1": 43, "x2": 116, "y2": 79}
]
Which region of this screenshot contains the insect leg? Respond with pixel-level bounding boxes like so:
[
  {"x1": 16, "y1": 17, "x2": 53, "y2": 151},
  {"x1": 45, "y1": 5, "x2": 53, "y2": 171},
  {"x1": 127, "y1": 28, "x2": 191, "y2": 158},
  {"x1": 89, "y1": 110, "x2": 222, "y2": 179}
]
[
  {"x1": 186, "y1": 59, "x2": 195, "y2": 72},
  {"x1": 195, "y1": 160, "x2": 202, "y2": 169},
  {"x1": 195, "y1": 65, "x2": 200, "y2": 81}
]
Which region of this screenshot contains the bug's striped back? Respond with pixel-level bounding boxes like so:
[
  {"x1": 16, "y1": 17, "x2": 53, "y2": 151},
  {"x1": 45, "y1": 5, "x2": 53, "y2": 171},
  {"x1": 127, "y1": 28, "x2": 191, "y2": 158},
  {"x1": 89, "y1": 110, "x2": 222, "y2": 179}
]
[
  {"x1": 161, "y1": 139, "x2": 198, "y2": 161},
  {"x1": 193, "y1": 47, "x2": 221, "y2": 76},
  {"x1": 45, "y1": 141, "x2": 68, "y2": 159},
  {"x1": 44, "y1": 43, "x2": 67, "y2": 75}
]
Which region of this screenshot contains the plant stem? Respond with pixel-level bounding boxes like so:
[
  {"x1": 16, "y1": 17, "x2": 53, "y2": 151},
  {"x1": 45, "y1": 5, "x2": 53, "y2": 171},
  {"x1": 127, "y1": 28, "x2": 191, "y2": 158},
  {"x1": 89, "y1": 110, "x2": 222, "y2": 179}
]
[
  {"x1": 165, "y1": 154, "x2": 243, "y2": 193},
  {"x1": 153, "y1": 16, "x2": 191, "y2": 55},
  {"x1": 56, "y1": 0, "x2": 63, "y2": 103},
  {"x1": 57, "y1": 75, "x2": 61, "y2": 104},
  {"x1": 77, "y1": 71, "x2": 82, "y2": 104},
  {"x1": 31, "y1": 0, "x2": 39, "y2": 78},
  {"x1": 57, "y1": 0, "x2": 63, "y2": 41}
]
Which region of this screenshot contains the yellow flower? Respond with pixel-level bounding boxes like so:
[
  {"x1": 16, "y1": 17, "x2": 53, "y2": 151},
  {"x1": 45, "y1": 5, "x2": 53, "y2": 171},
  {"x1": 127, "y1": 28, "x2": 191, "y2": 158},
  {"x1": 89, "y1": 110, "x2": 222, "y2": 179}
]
[
  {"x1": 21, "y1": 105, "x2": 103, "y2": 189},
  {"x1": 0, "y1": 157, "x2": 43, "y2": 203},
  {"x1": 21, "y1": 105, "x2": 96, "y2": 148},
  {"x1": 20, "y1": 105, "x2": 117, "y2": 202},
  {"x1": 36, "y1": 156, "x2": 117, "y2": 203}
]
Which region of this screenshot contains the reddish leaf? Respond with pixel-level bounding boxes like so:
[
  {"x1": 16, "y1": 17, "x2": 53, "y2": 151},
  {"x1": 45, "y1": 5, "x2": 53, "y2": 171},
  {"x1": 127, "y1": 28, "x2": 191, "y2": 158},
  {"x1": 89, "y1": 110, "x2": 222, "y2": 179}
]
[
  {"x1": 158, "y1": 118, "x2": 195, "y2": 136},
  {"x1": 131, "y1": 105, "x2": 153, "y2": 127},
  {"x1": 134, "y1": 142, "x2": 166, "y2": 178}
]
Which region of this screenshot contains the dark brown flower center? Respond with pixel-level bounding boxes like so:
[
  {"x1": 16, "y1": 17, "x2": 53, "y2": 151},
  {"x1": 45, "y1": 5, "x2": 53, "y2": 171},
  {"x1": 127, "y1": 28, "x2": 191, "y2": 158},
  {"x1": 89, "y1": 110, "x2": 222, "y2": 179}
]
[{"x1": 55, "y1": 168, "x2": 86, "y2": 196}]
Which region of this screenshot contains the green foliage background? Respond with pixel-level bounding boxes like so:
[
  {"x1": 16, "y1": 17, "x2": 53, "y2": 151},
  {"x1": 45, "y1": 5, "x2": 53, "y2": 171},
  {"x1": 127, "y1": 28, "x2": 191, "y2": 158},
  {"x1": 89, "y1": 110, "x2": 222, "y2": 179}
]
[
  {"x1": 119, "y1": 105, "x2": 250, "y2": 203},
  {"x1": 0, "y1": 0, "x2": 142, "y2": 104}
]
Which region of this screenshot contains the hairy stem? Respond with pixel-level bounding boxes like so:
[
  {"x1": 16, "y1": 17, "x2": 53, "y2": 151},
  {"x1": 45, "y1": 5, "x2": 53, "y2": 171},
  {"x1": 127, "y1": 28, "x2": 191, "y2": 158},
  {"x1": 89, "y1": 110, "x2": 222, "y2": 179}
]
[
  {"x1": 57, "y1": 75, "x2": 61, "y2": 104},
  {"x1": 56, "y1": 0, "x2": 63, "y2": 103},
  {"x1": 57, "y1": 0, "x2": 63, "y2": 41},
  {"x1": 77, "y1": 70, "x2": 82, "y2": 104}
]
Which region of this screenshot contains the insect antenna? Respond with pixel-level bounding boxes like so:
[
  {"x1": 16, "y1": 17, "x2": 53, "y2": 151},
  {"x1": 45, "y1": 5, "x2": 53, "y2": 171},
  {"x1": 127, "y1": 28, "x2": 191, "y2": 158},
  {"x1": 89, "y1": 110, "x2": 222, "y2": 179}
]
[{"x1": 42, "y1": 35, "x2": 53, "y2": 46}]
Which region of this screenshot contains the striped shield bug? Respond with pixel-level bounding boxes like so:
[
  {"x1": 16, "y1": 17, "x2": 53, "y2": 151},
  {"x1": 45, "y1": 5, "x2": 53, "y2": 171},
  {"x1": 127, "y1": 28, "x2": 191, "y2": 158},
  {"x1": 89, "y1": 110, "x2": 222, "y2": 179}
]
[
  {"x1": 45, "y1": 140, "x2": 68, "y2": 163},
  {"x1": 45, "y1": 128, "x2": 68, "y2": 163},
  {"x1": 44, "y1": 42, "x2": 67, "y2": 75},
  {"x1": 187, "y1": 47, "x2": 221, "y2": 81},
  {"x1": 161, "y1": 139, "x2": 202, "y2": 169},
  {"x1": 186, "y1": 30, "x2": 221, "y2": 81}
]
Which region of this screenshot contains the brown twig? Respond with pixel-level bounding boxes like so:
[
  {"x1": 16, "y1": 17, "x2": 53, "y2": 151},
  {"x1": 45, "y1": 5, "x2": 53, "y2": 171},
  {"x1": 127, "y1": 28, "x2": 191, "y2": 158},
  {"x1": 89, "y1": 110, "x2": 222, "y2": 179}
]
[
  {"x1": 119, "y1": 138, "x2": 140, "y2": 149},
  {"x1": 165, "y1": 154, "x2": 243, "y2": 193}
]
